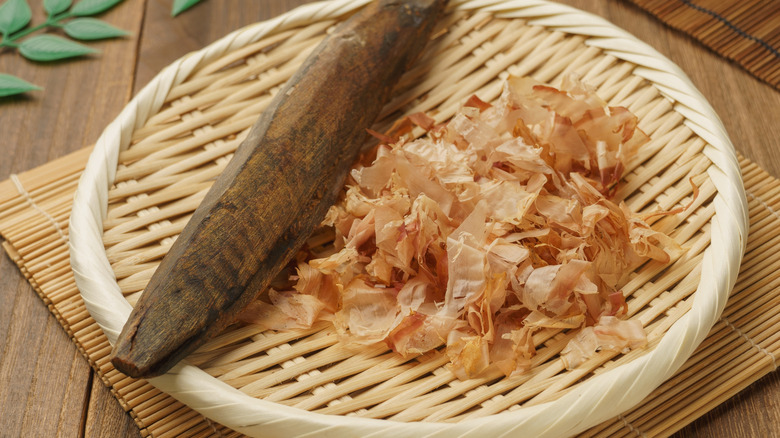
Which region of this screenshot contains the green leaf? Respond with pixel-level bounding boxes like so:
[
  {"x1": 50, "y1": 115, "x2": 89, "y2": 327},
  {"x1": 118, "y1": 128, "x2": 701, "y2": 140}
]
[
  {"x1": 44, "y1": 0, "x2": 72, "y2": 16},
  {"x1": 0, "y1": 0, "x2": 32, "y2": 36},
  {"x1": 64, "y1": 17, "x2": 127, "y2": 40},
  {"x1": 0, "y1": 73, "x2": 40, "y2": 97},
  {"x1": 71, "y1": 0, "x2": 123, "y2": 16},
  {"x1": 171, "y1": 0, "x2": 203, "y2": 17},
  {"x1": 19, "y1": 34, "x2": 97, "y2": 61}
]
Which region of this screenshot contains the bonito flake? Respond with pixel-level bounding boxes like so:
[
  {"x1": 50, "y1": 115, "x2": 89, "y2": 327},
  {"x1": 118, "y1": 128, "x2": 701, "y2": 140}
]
[{"x1": 242, "y1": 75, "x2": 679, "y2": 379}]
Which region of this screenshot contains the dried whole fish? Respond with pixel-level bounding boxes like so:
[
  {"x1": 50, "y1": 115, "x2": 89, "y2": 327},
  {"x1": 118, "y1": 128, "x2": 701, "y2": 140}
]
[{"x1": 111, "y1": 0, "x2": 448, "y2": 378}]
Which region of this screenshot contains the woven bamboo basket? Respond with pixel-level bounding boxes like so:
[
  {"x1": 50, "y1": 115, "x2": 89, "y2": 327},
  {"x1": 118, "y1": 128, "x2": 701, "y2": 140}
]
[{"x1": 68, "y1": 0, "x2": 748, "y2": 436}]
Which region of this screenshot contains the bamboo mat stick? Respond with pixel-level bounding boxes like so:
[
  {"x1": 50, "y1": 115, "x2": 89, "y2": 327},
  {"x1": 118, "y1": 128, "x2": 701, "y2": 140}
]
[{"x1": 627, "y1": 0, "x2": 780, "y2": 90}]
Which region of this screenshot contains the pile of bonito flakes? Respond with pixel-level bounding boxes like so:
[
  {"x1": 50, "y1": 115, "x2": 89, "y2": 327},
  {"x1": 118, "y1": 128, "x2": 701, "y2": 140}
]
[{"x1": 242, "y1": 75, "x2": 681, "y2": 379}]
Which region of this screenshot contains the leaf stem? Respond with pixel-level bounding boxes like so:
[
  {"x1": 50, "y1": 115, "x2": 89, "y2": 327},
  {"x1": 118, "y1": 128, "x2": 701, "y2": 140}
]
[
  {"x1": 5, "y1": 23, "x2": 48, "y2": 42},
  {"x1": 3, "y1": 12, "x2": 74, "y2": 43},
  {"x1": 49, "y1": 11, "x2": 73, "y2": 22}
]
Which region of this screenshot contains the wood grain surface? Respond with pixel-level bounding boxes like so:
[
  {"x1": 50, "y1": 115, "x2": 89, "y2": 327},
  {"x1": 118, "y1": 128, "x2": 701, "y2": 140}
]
[{"x1": 0, "y1": 0, "x2": 777, "y2": 437}]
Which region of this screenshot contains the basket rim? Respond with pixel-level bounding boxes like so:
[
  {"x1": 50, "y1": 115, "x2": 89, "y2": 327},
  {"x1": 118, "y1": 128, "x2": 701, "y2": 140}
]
[{"x1": 68, "y1": 0, "x2": 748, "y2": 437}]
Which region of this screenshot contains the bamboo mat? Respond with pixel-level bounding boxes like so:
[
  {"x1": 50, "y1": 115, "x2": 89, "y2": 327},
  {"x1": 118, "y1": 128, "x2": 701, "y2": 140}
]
[
  {"x1": 0, "y1": 146, "x2": 776, "y2": 437},
  {"x1": 626, "y1": 0, "x2": 780, "y2": 90}
]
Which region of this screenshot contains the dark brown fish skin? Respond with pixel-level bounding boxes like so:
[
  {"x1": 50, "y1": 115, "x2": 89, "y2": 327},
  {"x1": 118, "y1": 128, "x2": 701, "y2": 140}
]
[{"x1": 110, "y1": 0, "x2": 448, "y2": 379}]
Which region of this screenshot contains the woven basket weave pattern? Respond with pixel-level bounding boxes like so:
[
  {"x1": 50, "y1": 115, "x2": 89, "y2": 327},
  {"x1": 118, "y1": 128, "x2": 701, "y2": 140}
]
[{"x1": 69, "y1": 0, "x2": 747, "y2": 437}]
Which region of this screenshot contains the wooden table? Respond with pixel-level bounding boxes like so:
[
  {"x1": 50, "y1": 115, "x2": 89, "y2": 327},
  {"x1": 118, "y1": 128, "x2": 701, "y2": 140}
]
[{"x1": 1, "y1": 0, "x2": 778, "y2": 436}]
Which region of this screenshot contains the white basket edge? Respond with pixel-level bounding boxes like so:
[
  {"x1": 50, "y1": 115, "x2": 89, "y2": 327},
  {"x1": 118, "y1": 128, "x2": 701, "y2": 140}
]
[{"x1": 67, "y1": 1, "x2": 748, "y2": 437}]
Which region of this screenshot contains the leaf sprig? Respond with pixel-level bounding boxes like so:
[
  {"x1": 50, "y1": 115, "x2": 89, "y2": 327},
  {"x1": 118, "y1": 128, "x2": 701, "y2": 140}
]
[
  {"x1": 0, "y1": 0, "x2": 128, "y2": 98},
  {"x1": 171, "y1": 0, "x2": 205, "y2": 17},
  {"x1": 0, "y1": 71, "x2": 39, "y2": 96}
]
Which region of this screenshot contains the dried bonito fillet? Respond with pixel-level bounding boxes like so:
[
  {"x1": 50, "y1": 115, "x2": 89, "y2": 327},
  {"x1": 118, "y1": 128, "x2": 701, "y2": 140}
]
[
  {"x1": 110, "y1": 0, "x2": 449, "y2": 379},
  {"x1": 241, "y1": 75, "x2": 682, "y2": 379}
]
